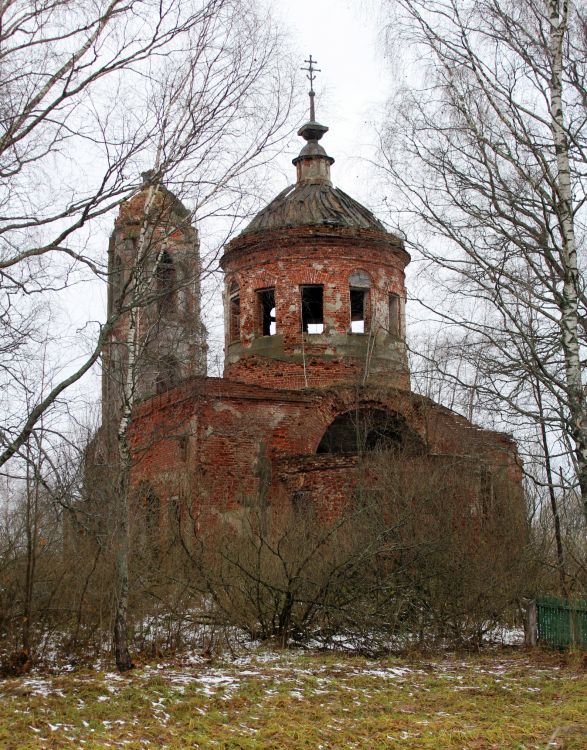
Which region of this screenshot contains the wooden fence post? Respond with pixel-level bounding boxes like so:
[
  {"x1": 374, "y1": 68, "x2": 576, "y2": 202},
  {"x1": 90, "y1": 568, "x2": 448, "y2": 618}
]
[{"x1": 525, "y1": 600, "x2": 537, "y2": 647}]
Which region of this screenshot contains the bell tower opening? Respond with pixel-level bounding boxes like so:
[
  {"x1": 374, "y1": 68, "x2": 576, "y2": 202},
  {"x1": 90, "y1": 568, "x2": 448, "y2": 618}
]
[
  {"x1": 301, "y1": 285, "x2": 324, "y2": 334},
  {"x1": 156, "y1": 249, "x2": 175, "y2": 314},
  {"x1": 229, "y1": 282, "x2": 240, "y2": 343},
  {"x1": 349, "y1": 270, "x2": 371, "y2": 333},
  {"x1": 257, "y1": 288, "x2": 276, "y2": 336}
]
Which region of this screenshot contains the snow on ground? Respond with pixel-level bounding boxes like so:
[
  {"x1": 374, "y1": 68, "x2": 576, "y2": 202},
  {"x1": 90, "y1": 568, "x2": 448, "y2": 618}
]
[
  {"x1": 3, "y1": 645, "x2": 584, "y2": 750},
  {"x1": 19, "y1": 678, "x2": 66, "y2": 698}
]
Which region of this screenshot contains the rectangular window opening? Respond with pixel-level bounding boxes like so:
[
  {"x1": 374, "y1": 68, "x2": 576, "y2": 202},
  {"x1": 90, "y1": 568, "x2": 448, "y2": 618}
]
[
  {"x1": 291, "y1": 490, "x2": 313, "y2": 519},
  {"x1": 229, "y1": 295, "x2": 240, "y2": 342},
  {"x1": 350, "y1": 288, "x2": 367, "y2": 334},
  {"x1": 479, "y1": 468, "x2": 493, "y2": 519},
  {"x1": 257, "y1": 288, "x2": 276, "y2": 336},
  {"x1": 389, "y1": 293, "x2": 400, "y2": 336},
  {"x1": 301, "y1": 285, "x2": 324, "y2": 334}
]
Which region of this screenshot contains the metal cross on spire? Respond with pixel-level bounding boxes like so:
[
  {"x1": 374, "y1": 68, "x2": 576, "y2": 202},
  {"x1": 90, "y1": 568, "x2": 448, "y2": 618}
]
[{"x1": 301, "y1": 54, "x2": 320, "y2": 122}]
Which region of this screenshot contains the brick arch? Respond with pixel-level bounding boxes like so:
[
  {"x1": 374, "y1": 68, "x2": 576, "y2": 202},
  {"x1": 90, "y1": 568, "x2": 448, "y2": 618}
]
[
  {"x1": 225, "y1": 274, "x2": 240, "y2": 293},
  {"x1": 304, "y1": 388, "x2": 429, "y2": 455},
  {"x1": 287, "y1": 267, "x2": 327, "y2": 285},
  {"x1": 314, "y1": 405, "x2": 425, "y2": 456},
  {"x1": 251, "y1": 274, "x2": 278, "y2": 289}
]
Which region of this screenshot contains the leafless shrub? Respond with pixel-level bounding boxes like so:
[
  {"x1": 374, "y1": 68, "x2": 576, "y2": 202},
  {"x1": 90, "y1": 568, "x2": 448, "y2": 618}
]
[{"x1": 182, "y1": 451, "x2": 530, "y2": 653}]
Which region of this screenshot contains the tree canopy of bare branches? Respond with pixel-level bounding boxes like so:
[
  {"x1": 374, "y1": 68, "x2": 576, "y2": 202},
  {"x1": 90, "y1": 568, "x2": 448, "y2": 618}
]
[
  {"x1": 0, "y1": 0, "x2": 294, "y2": 476},
  {"x1": 380, "y1": 0, "x2": 587, "y2": 527}
]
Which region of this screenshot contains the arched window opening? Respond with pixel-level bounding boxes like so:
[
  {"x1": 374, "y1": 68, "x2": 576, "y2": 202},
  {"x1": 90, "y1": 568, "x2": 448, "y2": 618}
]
[
  {"x1": 478, "y1": 467, "x2": 493, "y2": 519},
  {"x1": 228, "y1": 281, "x2": 240, "y2": 343},
  {"x1": 110, "y1": 253, "x2": 123, "y2": 312},
  {"x1": 145, "y1": 489, "x2": 160, "y2": 551},
  {"x1": 168, "y1": 495, "x2": 182, "y2": 544},
  {"x1": 316, "y1": 408, "x2": 424, "y2": 456},
  {"x1": 134, "y1": 482, "x2": 161, "y2": 559},
  {"x1": 257, "y1": 288, "x2": 276, "y2": 336},
  {"x1": 156, "y1": 354, "x2": 178, "y2": 394},
  {"x1": 389, "y1": 293, "x2": 401, "y2": 336},
  {"x1": 349, "y1": 271, "x2": 371, "y2": 334},
  {"x1": 156, "y1": 249, "x2": 175, "y2": 314},
  {"x1": 124, "y1": 237, "x2": 136, "y2": 255},
  {"x1": 301, "y1": 285, "x2": 323, "y2": 334}
]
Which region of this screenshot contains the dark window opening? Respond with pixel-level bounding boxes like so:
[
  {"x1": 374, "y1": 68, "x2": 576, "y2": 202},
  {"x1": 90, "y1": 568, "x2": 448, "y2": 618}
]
[
  {"x1": 156, "y1": 250, "x2": 175, "y2": 314},
  {"x1": 110, "y1": 253, "x2": 123, "y2": 313},
  {"x1": 135, "y1": 483, "x2": 161, "y2": 559},
  {"x1": 124, "y1": 237, "x2": 136, "y2": 255},
  {"x1": 229, "y1": 283, "x2": 240, "y2": 343},
  {"x1": 291, "y1": 490, "x2": 313, "y2": 520},
  {"x1": 156, "y1": 354, "x2": 178, "y2": 394},
  {"x1": 350, "y1": 288, "x2": 368, "y2": 333},
  {"x1": 145, "y1": 490, "x2": 160, "y2": 539},
  {"x1": 317, "y1": 408, "x2": 425, "y2": 456},
  {"x1": 389, "y1": 293, "x2": 400, "y2": 336},
  {"x1": 479, "y1": 468, "x2": 493, "y2": 518},
  {"x1": 301, "y1": 285, "x2": 323, "y2": 334},
  {"x1": 168, "y1": 495, "x2": 182, "y2": 542},
  {"x1": 257, "y1": 288, "x2": 276, "y2": 336},
  {"x1": 178, "y1": 435, "x2": 189, "y2": 462}
]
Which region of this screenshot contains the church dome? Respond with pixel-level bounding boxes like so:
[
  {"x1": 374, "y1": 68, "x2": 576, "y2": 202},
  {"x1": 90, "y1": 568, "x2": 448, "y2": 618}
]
[
  {"x1": 221, "y1": 58, "x2": 410, "y2": 393},
  {"x1": 240, "y1": 182, "x2": 386, "y2": 235},
  {"x1": 237, "y1": 77, "x2": 387, "y2": 238}
]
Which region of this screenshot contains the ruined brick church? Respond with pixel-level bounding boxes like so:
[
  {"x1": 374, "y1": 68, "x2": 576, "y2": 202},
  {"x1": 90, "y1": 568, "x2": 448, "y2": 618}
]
[{"x1": 99, "y1": 87, "x2": 521, "y2": 525}]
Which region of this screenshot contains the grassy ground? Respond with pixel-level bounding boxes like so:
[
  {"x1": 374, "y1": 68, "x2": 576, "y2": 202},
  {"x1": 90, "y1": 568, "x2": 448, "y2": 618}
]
[{"x1": 0, "y1": 648, "x2": 585, "y2": 749}]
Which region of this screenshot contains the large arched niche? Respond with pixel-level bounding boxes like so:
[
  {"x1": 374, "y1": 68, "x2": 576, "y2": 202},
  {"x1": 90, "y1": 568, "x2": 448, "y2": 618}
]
[{"x1": 316, "y1": 407, "x2": 425, "y2": 456}]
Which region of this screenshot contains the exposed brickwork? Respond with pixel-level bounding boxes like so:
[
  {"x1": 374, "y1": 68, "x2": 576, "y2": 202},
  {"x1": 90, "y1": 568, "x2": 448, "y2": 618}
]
[
  {"x1": 126, "y1": 378, "x2": 522, "y2": 523},
  {"x1": 101, "y1": 183, "x2": 206, "y2": 453},
  {"x1": 221, "y1": 226, "x2": 411, "y2": 390}
]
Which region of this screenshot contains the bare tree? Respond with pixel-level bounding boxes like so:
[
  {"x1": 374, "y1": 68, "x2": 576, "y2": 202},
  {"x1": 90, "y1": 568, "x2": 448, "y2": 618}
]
[
  {"x1": 180, "y1": 448, "x2": 527, "y2": 652},
  {"x1": 104, "y1": 25, "x2": 296, "y2": 667},
  {"x1": 0, "y1": 0, "x2": 294, "y2": 475},
  {"x1": 380, "y1": 0, "x2": 587, "y2": 527},
  {"x1": 0, "y1": 0, "x2": 295, "y2": 671}
]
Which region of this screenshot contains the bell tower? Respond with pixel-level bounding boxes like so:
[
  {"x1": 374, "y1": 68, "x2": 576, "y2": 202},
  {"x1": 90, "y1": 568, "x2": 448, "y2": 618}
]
[
  {"x1": 220, "y1": 58, "x2": 410, "y2": 391},
  {"x1": 101, "y1": 176, "x2": 207, "y2": 438}
]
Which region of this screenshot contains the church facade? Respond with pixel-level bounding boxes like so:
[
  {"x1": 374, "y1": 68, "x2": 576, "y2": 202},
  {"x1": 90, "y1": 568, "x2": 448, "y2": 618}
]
[{"x1": 99, "y1": 104, "x2": 522, "y2": 526}]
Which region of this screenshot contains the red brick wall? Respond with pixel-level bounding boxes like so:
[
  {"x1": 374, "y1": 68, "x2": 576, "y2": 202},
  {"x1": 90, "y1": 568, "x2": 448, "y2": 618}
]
[
  {"x1": 127, "y1": 378, "x2": 522, "y2": 523},
  {"x1": 221, "y1": 226, "x2": 411, "y2": 390}
]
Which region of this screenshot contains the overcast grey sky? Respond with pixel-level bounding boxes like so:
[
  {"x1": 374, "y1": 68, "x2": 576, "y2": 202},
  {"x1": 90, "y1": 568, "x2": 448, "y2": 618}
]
[{"x1": 263, "y1": 0, "x2": 392, "y2": 203}]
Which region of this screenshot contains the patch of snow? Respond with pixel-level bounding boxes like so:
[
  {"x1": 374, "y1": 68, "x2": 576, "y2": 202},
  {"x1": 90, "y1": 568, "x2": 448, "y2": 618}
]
[
  {"x1": 196, "y1": 673, "x2": 240, "y2": 696},
  {"x1": 21, "y1": 678, "x2": 65, "y2": 698},
  {"x1": 361, "y1": 667, "x2": 413, "y2": 679},
  {"x1": 485, "y1": 626, "x2": 525, "y2": 645}
]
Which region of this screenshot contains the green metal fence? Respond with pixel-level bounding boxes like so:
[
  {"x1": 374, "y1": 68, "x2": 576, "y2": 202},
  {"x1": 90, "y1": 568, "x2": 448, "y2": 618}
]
[{"x1": 536, "y1": 596, "x2": 587, "y2": 649}]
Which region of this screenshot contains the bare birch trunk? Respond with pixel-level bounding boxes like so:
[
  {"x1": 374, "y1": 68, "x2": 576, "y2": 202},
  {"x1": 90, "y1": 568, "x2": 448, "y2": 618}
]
[
  {"x1": 548, "y1": 0, "x2": 587, "y2": 526},
  {"x1": 535, "y1": 378, "x2": 569, "y2": 597},
  {"x1": 22, "y1": 453, "x2": 38, "y2": 658},
  {"x1": 113, "y1": 305, "x2": 138, "y2": 672},
  {"x1": 112, "y1": 182, "x2": 159, "y2": 672}
]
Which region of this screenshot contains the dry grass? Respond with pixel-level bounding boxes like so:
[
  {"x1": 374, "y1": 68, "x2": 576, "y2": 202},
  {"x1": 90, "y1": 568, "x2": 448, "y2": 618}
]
[{"x1": 0, "y1": 648, "x2": 585, "y2": 749}]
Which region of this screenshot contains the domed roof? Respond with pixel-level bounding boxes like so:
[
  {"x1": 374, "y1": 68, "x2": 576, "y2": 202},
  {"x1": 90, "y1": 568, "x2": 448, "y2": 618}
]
[
  {"x1": 237, "y1": 74, "x2": 388, "y2": 238},
  {"x1": 240, "y1": 182, "x2": 387, "y2": 235}
]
